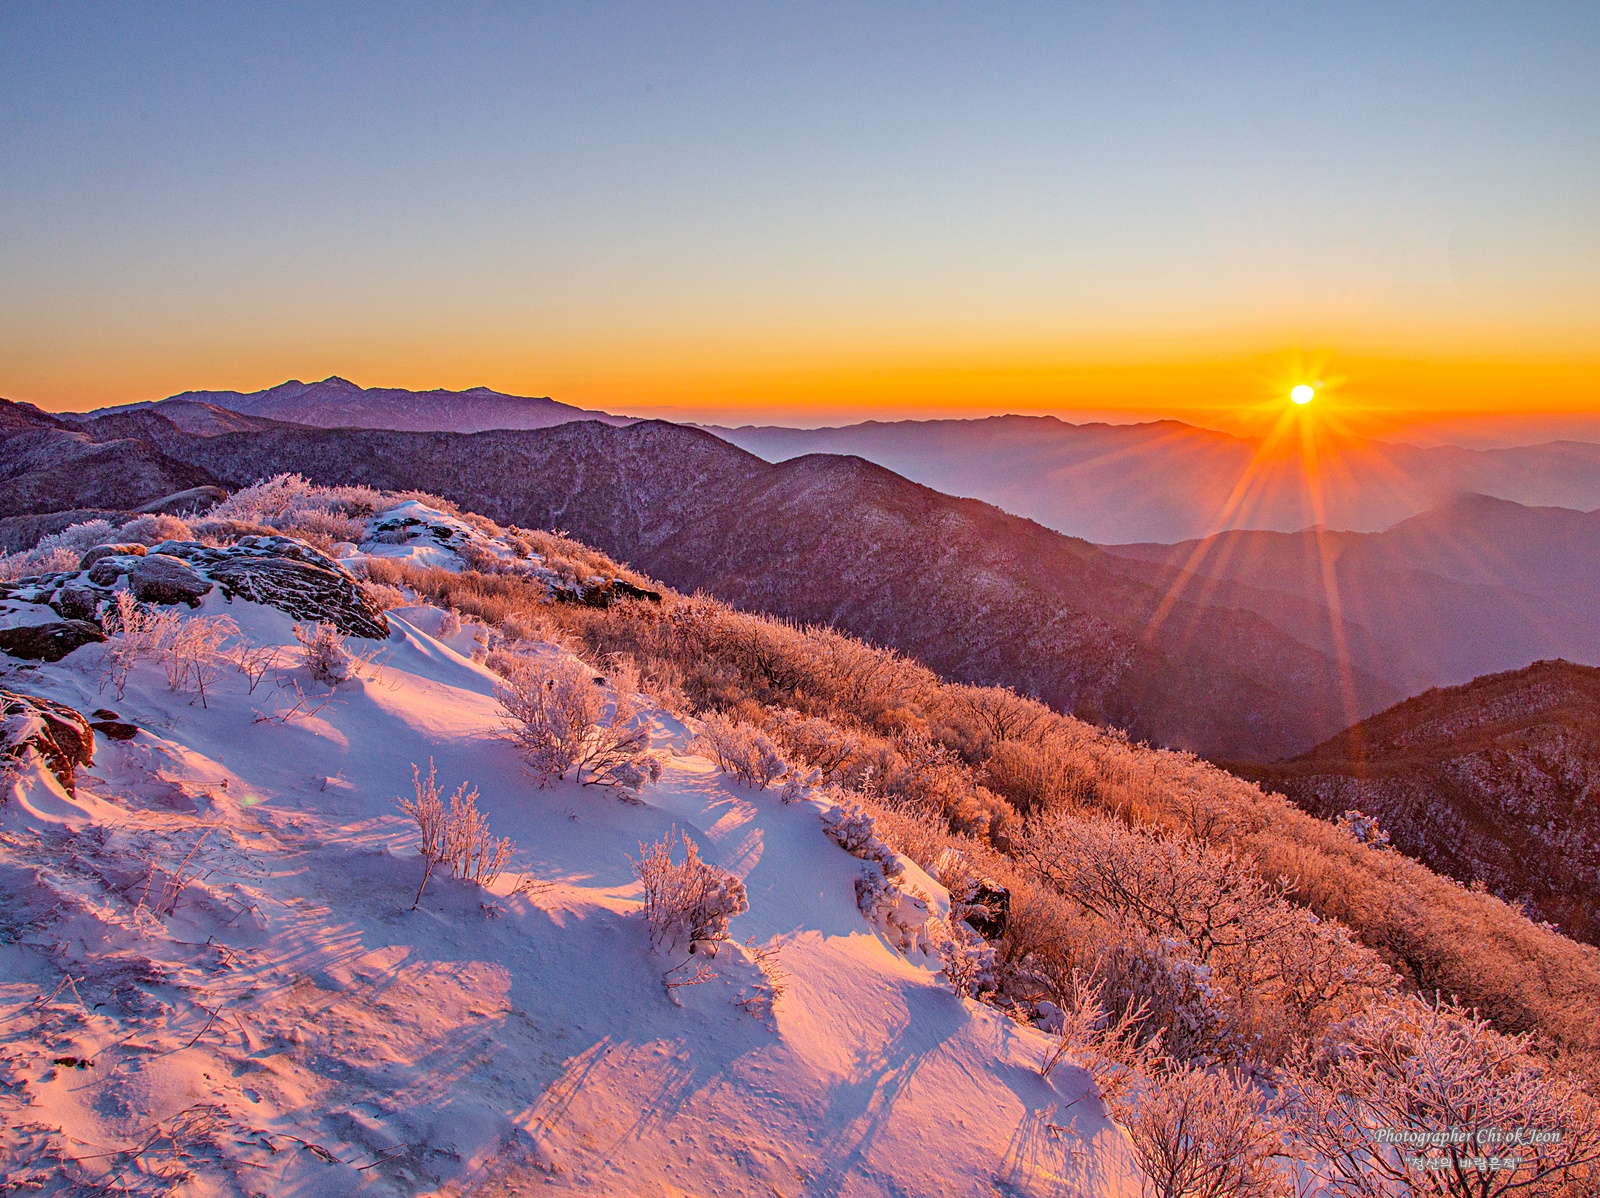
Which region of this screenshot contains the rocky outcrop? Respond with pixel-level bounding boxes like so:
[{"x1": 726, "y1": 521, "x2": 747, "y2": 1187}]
[
  {"x1": 4, "y1": 535, "x2": 389, "y2": 639},
  {"x1": 79, "y1": 543, "x2": 147, "y2": 569},
  {"x1": 0, "y1": 620, "x2": 105, "y2": 663},
  {"x1": 1, "y1": 691, "x2": 94, "y2": 792},
  {"x1": 552, "y1": 577, "x2": 665, "y2": 608},
  {"x1": 129, "y1": 554, "x2": 213, "y2": 607},
  {"x1": 148, "y1": 537, "x2": 389, "y2": 638}
]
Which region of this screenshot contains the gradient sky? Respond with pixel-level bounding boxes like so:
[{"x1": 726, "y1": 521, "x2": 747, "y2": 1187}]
[{"x1": 3, "y1": 2, "x2": 1598, "y2": 433}]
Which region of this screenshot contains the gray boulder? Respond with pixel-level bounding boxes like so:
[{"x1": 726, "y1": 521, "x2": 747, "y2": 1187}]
[
  {"x1": 79, "y1": 543, "x2": 147, "y2": 570},
  {"x1": 130, "y1": 554, "x2": 213, "y2": 607},
  {"x1": 0, "y1": 620, "x2": 106, "y2": 663},
  {"x1": 86, "y1": 555, "x2": 147, "y2": 586}
]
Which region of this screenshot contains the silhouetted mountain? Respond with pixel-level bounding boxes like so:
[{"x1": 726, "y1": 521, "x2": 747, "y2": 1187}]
[
  {"x1": 1237, "y1": 660, "x2": 1600, "y2": 945},
  {"x1": 1106, "y1": 495, "x2": 1600, "y2": 692},
  {"x1": 81, "y1": 376, "x2": 631, "y2": 433},
  {"x1": 55, "y1": 411, "x2": 1397, "y2": 758},
  {"x1": 709, "y1": 415, "x2": 1600, "y2": 544}
]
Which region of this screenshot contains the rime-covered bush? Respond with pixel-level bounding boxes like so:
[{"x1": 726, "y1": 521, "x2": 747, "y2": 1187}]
[
  {"x1": 632, "y1": 827, "x2": 749, "y2": 953},
  {"x1": 35, "y1": 519, "x2": 117, "y2": 555},
  {"x1": 1109, "y1": 1064, "x2": 1287, "y2": 1198},
  {"x1": 694, "y1": 712, "x2": 787, "y2": 788},
  {"x1": 496, "y1": 654, "x2": 601, "y2": 783},
  {"x1": 939, "y1": 918, "x2": 998, "y2": 997},
  {"x1": 1336, "y1": 809, "x2": 1391, "y2": 851},
  {"x1": 116, "y1": 513, "x2": 194, "y2": 546},
  {"x1": 0, "y1": 545, "x2": 81, "y2": 582},
  {"x1": 359, "y1": 580, "x2": 410, "y2": 611},
  {"x1": 496, "y1": 654, "x2": 658, "y2": 788},
  {"x1": 856, "y1": 862, "x2": 938, "y2": 954},
  {"x1": 96, "y1": 594, "x2": 239, "y2": 706},
  {"x1": 397, "y1": 760, "x2": 514, "y2": 907},
  {"x1": 1282, "y1": 996, "x2": 1600, "y2": 1198},
  {"x1": 294, "y1": 621, "x2": 354, "y2": 685},
  {"x1": 204, "y1": 474, "x2": 384, "y2": 543},
  {"x1": 822, "y1": 799, "x2": 906, "y2": 881}
]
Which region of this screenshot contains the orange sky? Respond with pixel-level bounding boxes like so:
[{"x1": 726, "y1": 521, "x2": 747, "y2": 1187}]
[{"x1": 5, "y1": 6, "x2": 1598, "y2": 444}]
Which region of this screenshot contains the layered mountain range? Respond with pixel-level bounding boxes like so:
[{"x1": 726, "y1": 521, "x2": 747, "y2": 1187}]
[
  {"x1": 711, "y1": 414, "x2": 1600, "y2": 544},
  {"x1": 2, "y1": 397, "x2": 1399, "y2": 759},
  {"x1": 8, "y1": 386, "x2": 1600, "y2": 766}
]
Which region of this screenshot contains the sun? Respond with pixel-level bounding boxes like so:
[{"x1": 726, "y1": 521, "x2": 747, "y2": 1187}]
[{"x1": 1290, "y1": 384, "x2": 1315, "y2": 405}]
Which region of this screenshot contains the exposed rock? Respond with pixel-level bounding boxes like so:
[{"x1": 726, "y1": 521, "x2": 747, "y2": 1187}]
[
  {"x1": 956, "y1": 878, "x2": 1011, "y2": 939},
  {"x1": 0, "y1": 620, "x2": 105, "y2": 663},
  {"x1": 554, "y1": 577, "x2": 665, "y2": 608},
  {"x1": 130, "y1": 554, "x2": 213, "y2": 607},
  {"x1": 79, "y1": 543, "x2": 147, "y2": 569},
  {"x1": 87, "y1": 555, "x2": 146, "y2": 586},
  {"x1": 52, "y1": 586, "x2": 101, "y2": 622},
  {"x1": 1, "y1": 691, "x2": 94, "y2": 791},
  {"x1": 147, "y1": 537, "x2": 388, "y2": 638}
]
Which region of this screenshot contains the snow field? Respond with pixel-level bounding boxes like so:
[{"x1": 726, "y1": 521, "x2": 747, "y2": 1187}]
[{"x1": 0, "y1": 589, "x2": 1138, "y2": 1196}]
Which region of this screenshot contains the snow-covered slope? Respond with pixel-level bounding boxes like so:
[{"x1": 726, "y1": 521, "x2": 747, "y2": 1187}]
[{"x1": 0, "y1": 588, "x2": 1137, "y2": 1194}]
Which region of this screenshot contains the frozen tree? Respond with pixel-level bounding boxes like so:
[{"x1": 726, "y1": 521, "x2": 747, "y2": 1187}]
[
  {"x1": 1109, "y1": 1063, "x2": 1289, "y2": 1198},
  {"x1": 1281, "y1": 996, "x2": 1600, "y2": 1198}
]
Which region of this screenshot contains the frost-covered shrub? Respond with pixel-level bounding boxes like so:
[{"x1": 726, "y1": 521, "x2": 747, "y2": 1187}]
[
  {"x1": 939, "y1": 918, "x2": 998, "y2": 997},
  {"x1": 116, "y1": 513, "x2": 194, "y2": 546},
  {"x1": 1336, "y1": 808, "x2": 1391, "y2": 851},
  {"x1": 822, "y1": 801, "x2": 880, "y2": 856},
  {"x1": 191, "y1": 516, "x2": 276, "y2": 544},
  {"x1": 397, "y1": 760, "x2": 514, "y2": 907},
  {"x1": 1282, "y1": 996, "x2": 1600, "y2": 1198},
  {"x1": 694, "y1": 712, "x2": 787, "y2": 789},
  {"x1": 496, "y1": 654, "x2": 601, "y2": 784},
  {"x1": 359, "y1": 580, "x2": 410, "y2": 611},
  {"x1": 496, "y1": 654, "x2": 658, "y2": 789},
  {"x1": 1109, "y1": 1063, "x2": 1286, "y2": 1198},
  {"x1": 855, "y1": 862, "x2": 937, "y2": 954},
  {"x1": 162, "y1": 614, "x2": 239, "y2": 706},
  {"x1": 100, "y1": 593, "x2": 182, "y2": 698},
  {"x1": 822, "y1": 799, "x2": 907, "y2": 885},
  {"x1": 36, "y1": 519, "x2": 117, "y2": 555},
  {"x1": 0, "y1": 545, "x2": 81, "y2": 582},
  {"x1": 276, "y1": 508, "x2": 366, "y2": 548},
  {"x1": 294, "y1": 621, "x2": 353, "y2": 685},
  {"x1": 631, "y1": 826, "x2": 749, "y2": 953}
]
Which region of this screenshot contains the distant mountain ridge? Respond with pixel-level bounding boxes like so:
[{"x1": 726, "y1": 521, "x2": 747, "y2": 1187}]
[
  {"x1": 75, "y1": 375, "x2": 632, "y2": 434},
  {"x1": 1104, "y1": 494, "x2": 1600, "y2": 692},
  {"x1": 1236, "y1": 659, "x2": 1600, "y2": 945},
  {"x1": 0, "y1": 397, "x2": 1401, "y2": 759},
  {"x1": 709, "y1": 414, "x2": 1600, "y2": 544}
]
